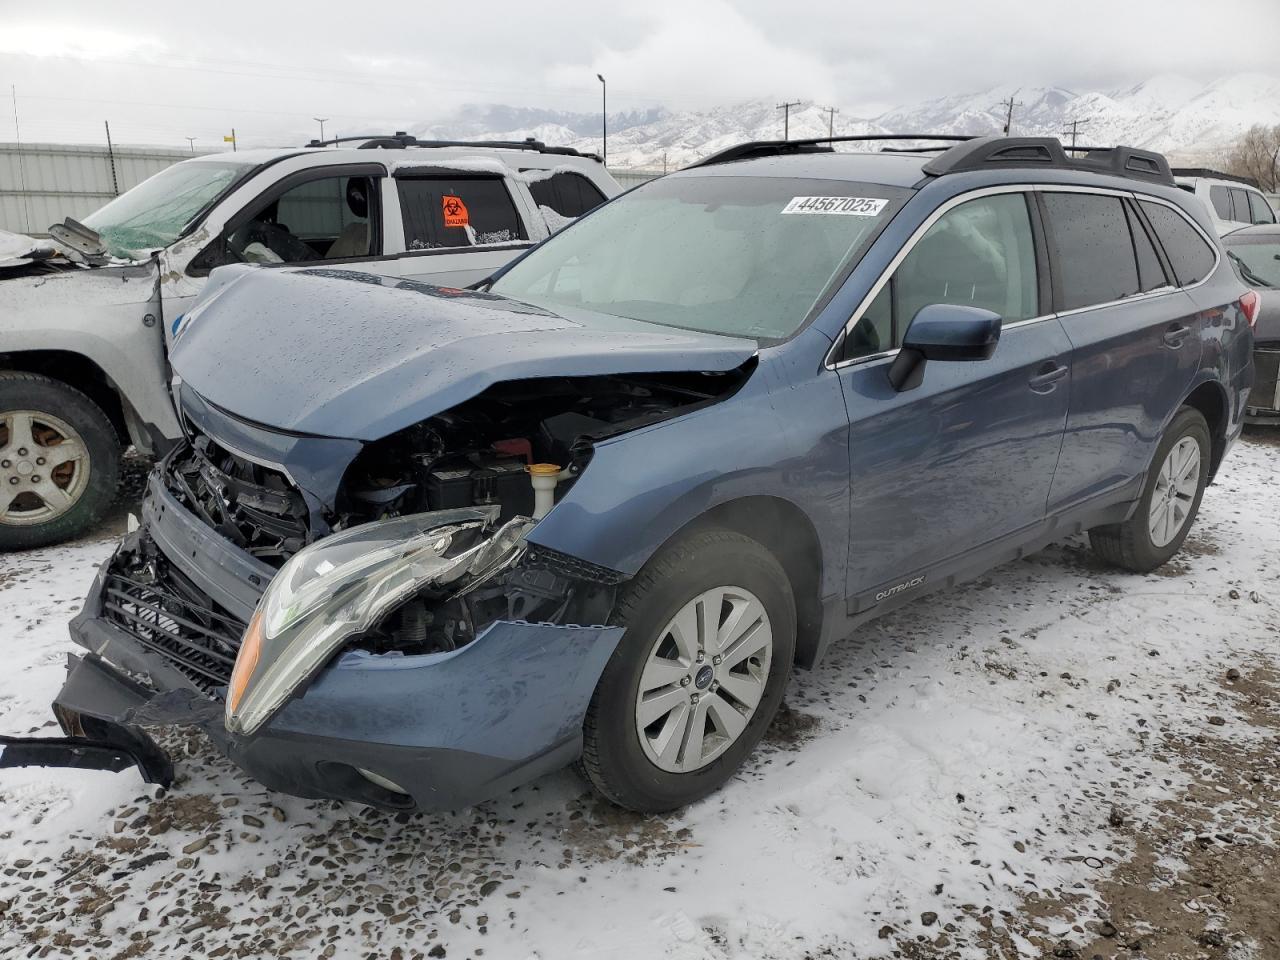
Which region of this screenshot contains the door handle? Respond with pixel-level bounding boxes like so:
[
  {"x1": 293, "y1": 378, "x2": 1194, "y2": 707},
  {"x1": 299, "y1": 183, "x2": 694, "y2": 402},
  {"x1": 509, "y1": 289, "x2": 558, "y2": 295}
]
[
  {"x1": 1163, "y1": 323, "x2": 1192, "y2": 347},
  {"x1": 1028, "y1": 361, "x2": 1069, "y2": 392}
]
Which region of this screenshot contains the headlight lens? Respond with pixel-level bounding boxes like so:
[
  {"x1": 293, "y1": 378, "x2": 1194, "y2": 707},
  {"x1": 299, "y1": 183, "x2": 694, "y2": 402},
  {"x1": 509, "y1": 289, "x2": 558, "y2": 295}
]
[{"x1": 225, "y1": 506, "x2": 530, "y2": 736}]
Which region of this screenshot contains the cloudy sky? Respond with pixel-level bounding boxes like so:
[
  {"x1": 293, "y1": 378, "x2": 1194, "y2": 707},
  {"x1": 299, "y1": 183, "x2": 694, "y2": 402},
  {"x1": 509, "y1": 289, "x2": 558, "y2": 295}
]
[{"x1": 2, "y1": 0, "x2": 1277, "y2": 149}]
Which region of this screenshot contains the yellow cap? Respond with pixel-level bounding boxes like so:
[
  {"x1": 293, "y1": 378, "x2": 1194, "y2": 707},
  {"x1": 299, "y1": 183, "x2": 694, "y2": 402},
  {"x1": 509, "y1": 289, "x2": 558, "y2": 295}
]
[{"x1": 527, "y1": 463, "x2": 562, "y2": 476}]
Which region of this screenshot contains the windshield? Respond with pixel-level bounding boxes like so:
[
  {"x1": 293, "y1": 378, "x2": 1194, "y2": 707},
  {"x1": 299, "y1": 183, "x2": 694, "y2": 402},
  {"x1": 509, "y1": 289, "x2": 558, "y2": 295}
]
[
  {"x1": 82, "y1": 159, "x2": 256, "y2": 259},
  {"x1": 1227, "y1": 240, "x2": 1280, "y2": 288},
  {"x1": 490, "y1": 174, "x2": 907, "y2": 340}
]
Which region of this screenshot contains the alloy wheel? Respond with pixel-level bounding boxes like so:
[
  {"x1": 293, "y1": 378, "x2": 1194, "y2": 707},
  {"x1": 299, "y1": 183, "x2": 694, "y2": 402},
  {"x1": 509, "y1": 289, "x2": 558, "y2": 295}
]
[
  {"x1": 1148, "y1": 436, "x2": 1200, "y2": 548},
  {"x1": 634, "y1": 585, "x2": 774, "y2": 773},
  {"x1": 0, "y1": 410, "x2": 92, "y2": 526}
]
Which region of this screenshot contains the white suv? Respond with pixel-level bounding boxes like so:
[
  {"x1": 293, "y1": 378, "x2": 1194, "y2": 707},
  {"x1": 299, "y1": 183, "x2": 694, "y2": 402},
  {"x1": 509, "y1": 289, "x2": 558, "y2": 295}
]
[
  {"x1": 0, "y1": 136, "x2": 620, "y2": 549},
  {"x1": 1174, "y1": 167, "x2": 1277, "y2": 234}
]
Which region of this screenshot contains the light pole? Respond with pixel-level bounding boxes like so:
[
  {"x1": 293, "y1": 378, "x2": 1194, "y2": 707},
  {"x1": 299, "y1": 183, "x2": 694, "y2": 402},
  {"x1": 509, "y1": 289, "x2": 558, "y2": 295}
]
[
  {"x1": 596, "y1": 74, "x2": 606, "y2": 166},
  {"x1": 185, "y1": 137, "x2": 196, "y2": 154},
  {"x1": 313, "y1": 117, "x2": 329, "y2": 142}
]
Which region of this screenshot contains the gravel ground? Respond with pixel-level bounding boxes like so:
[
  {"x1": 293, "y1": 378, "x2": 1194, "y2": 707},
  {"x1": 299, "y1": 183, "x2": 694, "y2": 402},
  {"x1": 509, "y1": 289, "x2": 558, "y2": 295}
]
[{"x1": 0, "y1": 431, "x2": 1277, "y2": 960}]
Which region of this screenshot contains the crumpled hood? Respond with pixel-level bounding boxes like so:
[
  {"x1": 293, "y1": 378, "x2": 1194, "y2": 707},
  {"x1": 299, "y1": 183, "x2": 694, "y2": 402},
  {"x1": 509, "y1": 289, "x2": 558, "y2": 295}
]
[{"x1": 171, "y1": 265, "x2": 759, "y2": 440}]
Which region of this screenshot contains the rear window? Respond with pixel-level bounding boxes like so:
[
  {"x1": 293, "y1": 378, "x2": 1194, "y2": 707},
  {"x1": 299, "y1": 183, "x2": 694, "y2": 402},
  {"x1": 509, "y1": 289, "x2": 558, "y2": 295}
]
[
  {"x1": 1139, "y1": 201, "x2": 1216, "y2": 287},
  {"x1": 397, "y1": 176, "x2": 527, "y2": 250},
  {"x1": 1225, "y1": 238, "x2": 1280, "y2": 288},
  {"x1": 1042, "y1": 193, "x2": 1141, "y2": 310}
]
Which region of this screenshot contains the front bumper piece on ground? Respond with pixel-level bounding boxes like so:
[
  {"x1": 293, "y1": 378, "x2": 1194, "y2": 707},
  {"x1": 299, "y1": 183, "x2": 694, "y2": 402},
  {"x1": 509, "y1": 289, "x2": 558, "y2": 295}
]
[{"x1": 8, "y1": 471, "x2": 625, "y2": 810}]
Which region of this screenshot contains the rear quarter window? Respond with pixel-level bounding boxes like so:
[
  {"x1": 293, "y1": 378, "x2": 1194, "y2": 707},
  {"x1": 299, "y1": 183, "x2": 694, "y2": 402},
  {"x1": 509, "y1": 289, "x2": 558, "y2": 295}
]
[
  {"x1": 1209, "y1": 185, "x2": 1233, "y2": 220},
  {"x1": 1248, "y1": 191, "x2": 1276, "y2": 225},
  {"x1": 1138, "y1": 200, "x2": 1216, "y2": 287},
  {"x1": 525, "y1": 170, "x2": 607, "y2": 219}
]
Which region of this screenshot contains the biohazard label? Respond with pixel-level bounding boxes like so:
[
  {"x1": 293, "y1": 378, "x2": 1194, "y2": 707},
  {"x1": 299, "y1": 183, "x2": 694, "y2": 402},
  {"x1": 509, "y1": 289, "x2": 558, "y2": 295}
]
[
  {"x1": 442, "y1": 195, "x2": 470, "y2": 228},
  {"x1": 781, "y1": 196, "x2": 887, "y2": 216}
]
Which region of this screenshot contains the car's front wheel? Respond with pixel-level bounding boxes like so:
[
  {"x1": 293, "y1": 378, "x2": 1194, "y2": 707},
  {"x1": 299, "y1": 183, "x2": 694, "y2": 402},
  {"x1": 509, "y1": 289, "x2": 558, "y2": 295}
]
[
  {"x1": 1088, "y1": 405, "x2": 1211, "y2": 572},
  {"x1": 580, "y1": 529, "x2": 795, "y2": 812}
]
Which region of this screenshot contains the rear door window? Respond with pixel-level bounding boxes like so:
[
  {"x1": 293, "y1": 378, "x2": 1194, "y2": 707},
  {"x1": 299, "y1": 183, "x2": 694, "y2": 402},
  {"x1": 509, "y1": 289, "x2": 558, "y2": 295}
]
[
  {"x1": 1042, "y1": 193, "x2": 1140, "y2": 310},
  {"x1": 397, "y1": 176, "x2": 528, "y2": 251},
  {"x1": 1248, "y1": 191, "x2": 1276, "y2": 224},
  {"x1": 1139, "y1": 200, "x2": 1217, "y2": 287},
  {"x1": 1209, "y1": 185, "x2": 1233, "y2": 220},
  {"x1": 1230, "y1": 188, "x2": 1252, "y2": 223},
  {"x1": 524, "y1": 170, "x2": 607, "y2": 220}
]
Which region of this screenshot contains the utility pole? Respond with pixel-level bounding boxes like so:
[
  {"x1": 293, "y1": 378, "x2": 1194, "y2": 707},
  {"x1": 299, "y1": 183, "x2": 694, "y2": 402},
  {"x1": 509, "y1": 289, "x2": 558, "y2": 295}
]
[
  {"x1": 104, "y1": 121, "x2": 119, "y2": 197},
  {"x1": 776, "y1": 100, "x2": 801, "y2": 140},
  {"x1": 662, "y1": 150, "x2": 668, "y2": 175},
  {"x1": 313, "y1": 117, "x2": 329, "y2": 142},
  {"x1": 596, "y1": 74, "x2": 607, "y2": 165},
  {"x1": 1061, "y1": 118, "x2": 1090, "y2": 151},
  {"x1": 998, "y1": 91, "x2": 1022, "y2": 134},
  {"x1": 185, "y1": 137, "x2": 196, "y2": 154},
  {"x1": 821, "y1": 105, "x2": 839, "y2": 139},
  {"x1": 12, "y1": 85, "x2": 31, "y2": 233}
]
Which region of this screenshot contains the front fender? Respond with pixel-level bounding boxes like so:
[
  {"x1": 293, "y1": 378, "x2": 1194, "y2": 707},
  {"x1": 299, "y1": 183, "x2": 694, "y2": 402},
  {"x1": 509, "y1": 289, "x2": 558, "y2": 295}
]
[
  {"x1": 526, "y1": 345, "x2": 850, "y2": 599},
  {"x1": 0, "y1": 262, "x2": 179, "y2": 437}
]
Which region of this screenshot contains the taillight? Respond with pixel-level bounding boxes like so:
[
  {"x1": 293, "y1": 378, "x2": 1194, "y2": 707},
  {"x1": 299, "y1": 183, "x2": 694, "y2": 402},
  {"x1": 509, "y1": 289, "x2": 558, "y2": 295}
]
[{"x1": 1240, "y1": 290, "x2": 1260, "y2": 329}]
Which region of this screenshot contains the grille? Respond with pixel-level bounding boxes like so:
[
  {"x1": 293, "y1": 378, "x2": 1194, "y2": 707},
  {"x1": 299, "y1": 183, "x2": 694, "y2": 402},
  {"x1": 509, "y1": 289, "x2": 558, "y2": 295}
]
[
  {"x1": 166, "y1": 433, "x2": 310, "y2": 567},
  {"x1": 101, "y1": 559, "x2": 246, "y2": 692}
]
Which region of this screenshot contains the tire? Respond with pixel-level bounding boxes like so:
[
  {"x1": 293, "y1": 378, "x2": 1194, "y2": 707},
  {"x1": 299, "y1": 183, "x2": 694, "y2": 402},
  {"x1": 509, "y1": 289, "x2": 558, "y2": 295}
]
[
  {"x1": 1088, "y1": 406, "x2": 1210, "y2": 573},
  {"x1": 580, "y1": 529, "x2": 796, "y2": 812},
  {"x1": 0, "y1": 372, "x2": 120, "y2": 551}
]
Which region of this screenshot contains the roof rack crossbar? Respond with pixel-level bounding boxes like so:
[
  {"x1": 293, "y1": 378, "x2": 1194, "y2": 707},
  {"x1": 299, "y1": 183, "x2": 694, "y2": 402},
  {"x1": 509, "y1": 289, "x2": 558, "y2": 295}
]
[
  {"x1": 689, "y1": 134, "x2": 976, "y2": 168},
  {"x1": 922, "y1": 137, "x2": 1174, "y2": 185},
  {"x1": 304, "y1": 132, "x2": 602, "y2": 162}
]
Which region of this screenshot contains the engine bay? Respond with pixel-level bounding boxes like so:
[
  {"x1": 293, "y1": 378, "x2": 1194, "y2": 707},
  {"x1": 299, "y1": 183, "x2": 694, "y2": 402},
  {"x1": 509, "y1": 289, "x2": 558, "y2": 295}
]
[{"x1": 337, "y1": 368, "x2": 749, "y2": 529}]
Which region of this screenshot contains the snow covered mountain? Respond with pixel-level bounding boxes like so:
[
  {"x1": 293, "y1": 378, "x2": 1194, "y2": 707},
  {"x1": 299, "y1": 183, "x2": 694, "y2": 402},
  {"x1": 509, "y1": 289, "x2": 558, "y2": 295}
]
[{"x1": 418, "y1": 73, "x2": 1280, "y2": 170}]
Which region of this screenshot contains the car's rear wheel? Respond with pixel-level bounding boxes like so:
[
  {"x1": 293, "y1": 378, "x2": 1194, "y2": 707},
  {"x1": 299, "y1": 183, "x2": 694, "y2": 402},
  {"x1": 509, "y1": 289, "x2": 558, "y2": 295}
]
[
  {"x1": 0, "y1": 373, "x2": 120, "y2": 551},
  {"x1": 580, "y1": 529, "x2": 795, "y2": 812},
  {"x1": 1088, "y1": 406, "x2": 1210, "y2": 572}
]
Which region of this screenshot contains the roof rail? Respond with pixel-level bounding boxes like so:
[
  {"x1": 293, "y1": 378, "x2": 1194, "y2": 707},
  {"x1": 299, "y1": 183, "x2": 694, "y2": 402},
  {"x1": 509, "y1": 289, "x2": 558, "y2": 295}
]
[
  {"x1": 303, "y1": 132, "x2": 602, "y2": 162},
  {"x1": 1170, "y1": 166, "x2": 1261, "y2": 189},
  {"x1": 688, "y1": 134, "x2": 976, "y2": 168},
  {"x1": 923, "y1": 137, "x2": 1174, "y2": 185}
]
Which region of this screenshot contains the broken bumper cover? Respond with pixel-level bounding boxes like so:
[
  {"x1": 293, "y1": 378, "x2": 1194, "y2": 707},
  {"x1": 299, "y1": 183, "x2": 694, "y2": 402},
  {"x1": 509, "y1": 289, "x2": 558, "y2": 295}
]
[{"x1": 61, "y1": 613, "x2": 623, "y2": 810}]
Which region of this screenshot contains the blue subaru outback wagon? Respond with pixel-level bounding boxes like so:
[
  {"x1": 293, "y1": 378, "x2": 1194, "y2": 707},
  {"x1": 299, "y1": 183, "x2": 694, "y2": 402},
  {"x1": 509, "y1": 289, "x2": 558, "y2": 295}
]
[{"x1": 20, "y1": 135, "x2": 1254, "y2": 813}]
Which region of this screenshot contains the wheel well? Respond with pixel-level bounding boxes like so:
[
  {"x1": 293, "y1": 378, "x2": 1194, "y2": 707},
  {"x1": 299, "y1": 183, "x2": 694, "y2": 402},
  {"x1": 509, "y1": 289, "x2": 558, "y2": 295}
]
[
  {"x1": 676, "y1": 496, "x2": 825, "y2": 669},
  {"x1": 0, "y1": 351, "x2": 128, "y2": 444},
  {"x1": 1182, "y1": 380, "x2": 1228, "y2": 477}
]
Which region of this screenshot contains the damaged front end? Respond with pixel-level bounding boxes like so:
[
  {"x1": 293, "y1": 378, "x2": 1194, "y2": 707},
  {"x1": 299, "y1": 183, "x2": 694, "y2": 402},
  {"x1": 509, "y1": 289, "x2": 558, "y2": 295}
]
[
  {"x1": 224, "y1": 505, "x2": 620, "y2": 738},
  {"x1": 37, "y1": 466, "x2": 627, "y2": 809}
]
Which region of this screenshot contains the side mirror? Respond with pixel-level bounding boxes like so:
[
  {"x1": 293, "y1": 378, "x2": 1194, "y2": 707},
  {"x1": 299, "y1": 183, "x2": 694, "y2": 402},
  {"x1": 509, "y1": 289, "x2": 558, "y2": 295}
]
[{"x1": 888, "y1": 303, "x2": 1002, "y2": 392}]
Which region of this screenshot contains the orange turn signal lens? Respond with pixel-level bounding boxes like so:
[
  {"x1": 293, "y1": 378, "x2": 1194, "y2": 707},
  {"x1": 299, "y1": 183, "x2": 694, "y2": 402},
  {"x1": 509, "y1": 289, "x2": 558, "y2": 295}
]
[{"x1": 228, "y1": 609, "x2": 264, "y2": 715}]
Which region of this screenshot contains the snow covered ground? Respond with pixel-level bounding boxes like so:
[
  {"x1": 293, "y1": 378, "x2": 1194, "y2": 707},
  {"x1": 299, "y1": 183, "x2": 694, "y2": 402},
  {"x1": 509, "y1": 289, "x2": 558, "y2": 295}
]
[{"x1": 1, "y1": 433, "x2": 1277, "y2": 960}]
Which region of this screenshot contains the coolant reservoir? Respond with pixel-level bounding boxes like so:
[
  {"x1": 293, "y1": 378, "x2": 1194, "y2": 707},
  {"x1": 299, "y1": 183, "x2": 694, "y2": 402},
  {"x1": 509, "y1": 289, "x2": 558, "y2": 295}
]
[{"x1": 528, "y1": 463, "x2": 563, "y2": 520}]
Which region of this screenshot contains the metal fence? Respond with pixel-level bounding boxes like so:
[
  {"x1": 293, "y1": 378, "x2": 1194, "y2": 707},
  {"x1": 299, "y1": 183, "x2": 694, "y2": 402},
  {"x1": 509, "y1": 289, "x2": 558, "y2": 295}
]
[
  {"x1": 0, "y1": 141, "x2": 666, "y2": 237},
  {"x1": 0, "y1": 142, "x2": 211, "y2": 236}
]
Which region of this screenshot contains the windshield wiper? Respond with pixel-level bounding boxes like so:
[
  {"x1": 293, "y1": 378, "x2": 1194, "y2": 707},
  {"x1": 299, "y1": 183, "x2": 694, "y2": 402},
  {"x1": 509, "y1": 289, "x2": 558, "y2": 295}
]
[{"x1": 1228, "y1": 251, "x2": 1275, "y2": 289}]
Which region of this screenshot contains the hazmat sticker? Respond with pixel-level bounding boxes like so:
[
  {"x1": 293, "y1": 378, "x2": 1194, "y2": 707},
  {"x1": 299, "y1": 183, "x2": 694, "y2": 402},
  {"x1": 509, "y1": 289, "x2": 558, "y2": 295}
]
[
  {"x1": 782, "y1": 196, "x2": 887, "y2": 216},
  {"x1": 442, "y1": 195, "x2": 470, "y2": 228}
]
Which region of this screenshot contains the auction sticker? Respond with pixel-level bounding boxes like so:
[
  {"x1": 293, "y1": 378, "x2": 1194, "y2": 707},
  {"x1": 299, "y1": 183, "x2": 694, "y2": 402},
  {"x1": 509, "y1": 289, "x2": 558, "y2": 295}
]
[{"x1": 781, "y1": 196, "x2": 887, "y2": 216}]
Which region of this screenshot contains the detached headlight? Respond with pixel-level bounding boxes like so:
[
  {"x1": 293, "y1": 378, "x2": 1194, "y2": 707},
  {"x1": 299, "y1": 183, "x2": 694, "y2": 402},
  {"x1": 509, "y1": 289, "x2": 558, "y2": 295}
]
[{"x1": 226, "y1": 506, "x2": 530, "y2": 736}]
